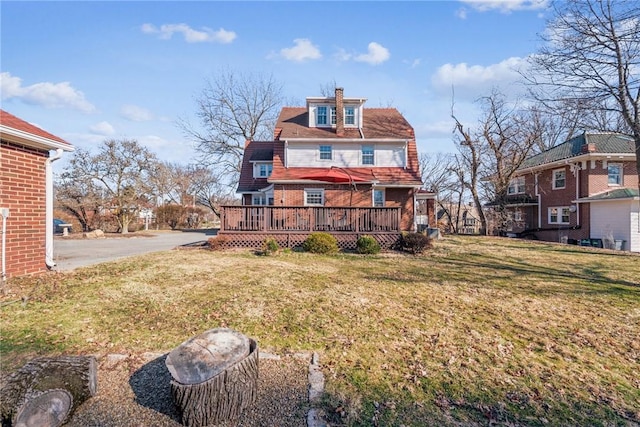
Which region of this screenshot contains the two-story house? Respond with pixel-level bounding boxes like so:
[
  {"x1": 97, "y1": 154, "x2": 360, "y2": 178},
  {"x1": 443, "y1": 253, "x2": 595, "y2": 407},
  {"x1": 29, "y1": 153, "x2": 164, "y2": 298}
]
[
  {"x1": 224, "y1": 88, "x2": 432, "y2": 250},
  {"x1": 504, "y1": 132, "x2": 638, "y2": 252}
]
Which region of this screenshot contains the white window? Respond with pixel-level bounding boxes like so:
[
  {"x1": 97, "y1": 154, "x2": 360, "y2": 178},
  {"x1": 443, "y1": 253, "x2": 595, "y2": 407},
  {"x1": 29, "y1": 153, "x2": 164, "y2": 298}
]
[
  {"x1": 319, "y1": 145, "x2": 332, "y2": 160},
  {"x1": 330, "y1": 107, "x2": 337, "y2": 125},
  {"x1": 254, "y1": 163, "x2": 272, "y2": 178},
  {"x1": 608, "y1": 163, "x2": 622, "y2": 186},
  {"x1": 304, "y1": 189, "x2": 324, "y2": 206},
  {"x1": 552, "y1": 168, "x2": 566, "y2": 190},
  {"x1": 548, "y1": 207, "x2": 570, "y2": 224},
  {"x1": 252, "y1": 195, "x2": 266, "y2": 205},
  {"x1": 373, "y1": 189, "x2": 385, "y2": 207},
  {"x1": 362, "y1": 145, "x2": 374, "y2": 165},
  {"x1": 508, "y1": 176, "x2": 525, "y2": 195},
  {"x1": 344, "y1": 106, "x2": 355, "y2": 125},
  {"x1": 316, "y1": 106, "x2": 327, "y2": 125},
  {"x1": 514, "y1": 209, "x2": 523, "y2": 222}
]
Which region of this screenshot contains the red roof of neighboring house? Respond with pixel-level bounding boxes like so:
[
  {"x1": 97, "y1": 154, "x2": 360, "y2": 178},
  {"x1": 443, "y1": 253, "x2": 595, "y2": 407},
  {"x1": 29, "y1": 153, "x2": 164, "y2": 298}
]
[
  {"x1": 276, "y1": 107, "x2": 415, "y2": 140},
  {"x1": 0, "y1": 109, "x2": 72, "y2": 149}
]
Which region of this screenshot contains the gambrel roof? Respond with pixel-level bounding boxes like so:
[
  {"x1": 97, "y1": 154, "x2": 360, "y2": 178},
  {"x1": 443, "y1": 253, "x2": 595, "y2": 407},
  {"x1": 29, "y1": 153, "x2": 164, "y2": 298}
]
[{"x1": 275, "y1": 107, "x2": 416, "y2": 140}]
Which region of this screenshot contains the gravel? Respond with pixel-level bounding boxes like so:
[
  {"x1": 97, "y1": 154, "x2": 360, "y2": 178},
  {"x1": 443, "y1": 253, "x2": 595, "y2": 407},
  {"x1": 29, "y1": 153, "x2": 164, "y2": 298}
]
[{"x1": 65, "y1": 351, "x2": 316, "y2": 427}]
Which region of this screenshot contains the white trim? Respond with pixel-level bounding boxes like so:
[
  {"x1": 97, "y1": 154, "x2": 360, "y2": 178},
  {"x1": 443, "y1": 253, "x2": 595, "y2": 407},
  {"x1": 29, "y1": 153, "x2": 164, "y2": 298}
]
[
  {"x1": 304, "y1": 188, "x2": 324, "y2": 206},
  {"x1": 0, "y1": 125, "x2": 74, "y2": 152}
]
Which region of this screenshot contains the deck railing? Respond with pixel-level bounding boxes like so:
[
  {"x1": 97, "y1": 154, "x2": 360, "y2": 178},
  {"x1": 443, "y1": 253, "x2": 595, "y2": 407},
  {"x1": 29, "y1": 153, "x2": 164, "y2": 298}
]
[{"x1": 220, "y1": 206, "x2": 401, "y2": 234}]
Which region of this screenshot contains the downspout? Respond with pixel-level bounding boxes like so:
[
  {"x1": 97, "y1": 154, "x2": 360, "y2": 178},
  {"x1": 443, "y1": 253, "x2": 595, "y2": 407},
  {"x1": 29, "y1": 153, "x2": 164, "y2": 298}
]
[
  {"x1": 45, "y1": 149, "x2": 64, "y2": 268},
  {"x1": 1, "y1": 208, "x2": 8, "y2": 282},
  {"x1": 575, "y1": 163, "x2": 580, "y2": 227},
  {"x1": 535, "y1": 173, "x2": 541, "y2": 228}
]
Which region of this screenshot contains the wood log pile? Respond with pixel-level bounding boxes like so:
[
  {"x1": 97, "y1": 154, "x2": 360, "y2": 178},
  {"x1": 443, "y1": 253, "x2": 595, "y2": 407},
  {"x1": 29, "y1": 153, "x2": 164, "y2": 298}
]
[
  {"x1": 166, "y1": 328, "x2": 259, "y2": 427},
  {"x1": 0, "y1": 356, "x2": 97, "y2": 427}
]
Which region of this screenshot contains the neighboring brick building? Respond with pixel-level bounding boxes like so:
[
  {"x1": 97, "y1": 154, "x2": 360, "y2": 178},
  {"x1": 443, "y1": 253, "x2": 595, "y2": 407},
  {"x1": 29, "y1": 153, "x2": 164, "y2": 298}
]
[
  {"x1": 0, "y1": 110, "x2": 74, "y2": 279},
  {"x1": 504, "y1": 132, "x2": 638, "y2": 252}
]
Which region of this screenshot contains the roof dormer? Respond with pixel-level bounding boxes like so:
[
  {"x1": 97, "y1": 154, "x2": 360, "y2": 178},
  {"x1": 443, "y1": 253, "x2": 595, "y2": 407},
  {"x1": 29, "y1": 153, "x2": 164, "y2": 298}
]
[{"x1": 306, "y1": 87, "x2": 367, "y2": 135}]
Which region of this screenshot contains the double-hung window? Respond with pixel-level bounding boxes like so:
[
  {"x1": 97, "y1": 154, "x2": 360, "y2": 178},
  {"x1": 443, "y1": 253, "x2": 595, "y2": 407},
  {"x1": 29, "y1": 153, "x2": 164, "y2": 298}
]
[
  {"x1": 344, "y1": 107, "x2": 355, "y2": 125},
  {"x1": 255, "y1": 163, "x2": 272, "y2": 178},
  {"x1": 608, "y1": 163, "x2": 622, "y2": 185},
  {"x1": 508, "y1": 177, "x2": 525, "y2": 195},
  {"x1": 362, "y1": 145, "x2": 374, "y2": 165},
  {"x1": 330, "y1": 107, "x2": 337, "y2": 125},
  {"x1": 304, "y1": 189, "x2": 324, "y2": 206},
  {"x1": 316, "y1": 106, "x2": 328, "y2": 126},
  {"x1": 548, "y1": 207, "x2": 570, "y2": 224},
  {"x1": 319, "y1": 145, "x2": 332, "y2": 160},
  {"x1": 552, "y1": 168, "x2": 566, "y2": 190}
]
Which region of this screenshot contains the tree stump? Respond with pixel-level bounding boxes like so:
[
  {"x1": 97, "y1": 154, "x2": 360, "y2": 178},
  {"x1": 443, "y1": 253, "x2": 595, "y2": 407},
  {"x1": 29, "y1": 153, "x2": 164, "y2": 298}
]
[
  {"x1": 166, "y1": 328, "x2": 259, "y2": 427},
  {"x1": 13, "y1": 389, "x2": 73, "y2": 427},
  {"x1": 0, "y1": 356, "x2": 97, "y2": 425}
]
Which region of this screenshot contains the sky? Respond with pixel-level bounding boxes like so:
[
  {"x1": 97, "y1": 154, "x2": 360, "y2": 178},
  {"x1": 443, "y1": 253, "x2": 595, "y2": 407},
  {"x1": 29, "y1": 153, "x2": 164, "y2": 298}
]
[{"x1": 1, "y1": 0, "x2": 552, "y2": 171}]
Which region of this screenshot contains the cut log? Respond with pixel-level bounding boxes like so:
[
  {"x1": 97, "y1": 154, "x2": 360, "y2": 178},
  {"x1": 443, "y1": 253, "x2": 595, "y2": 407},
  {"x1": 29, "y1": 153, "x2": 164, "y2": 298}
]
[
  {"x1": 0, "y1": 356, "x2": 97, "y2": 424},
  {"x1": 166, "y1": 328, "x2": 259, "y2": 427},
  {"x1": 13, "y1": 389, "x2": 72, "y2": 427}
]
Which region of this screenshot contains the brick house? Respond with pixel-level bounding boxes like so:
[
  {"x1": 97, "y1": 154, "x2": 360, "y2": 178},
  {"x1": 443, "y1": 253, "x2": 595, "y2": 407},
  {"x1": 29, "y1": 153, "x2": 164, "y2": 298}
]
[
  {"x1": 503, "y1": 132, "x2": 638, "y2": 252},
  {"x1": 0, "y1": 110, "x2": 74, "y2": 279},
  {"x1": 222, "y1": 88, "x2": 433, "y2": 249}
]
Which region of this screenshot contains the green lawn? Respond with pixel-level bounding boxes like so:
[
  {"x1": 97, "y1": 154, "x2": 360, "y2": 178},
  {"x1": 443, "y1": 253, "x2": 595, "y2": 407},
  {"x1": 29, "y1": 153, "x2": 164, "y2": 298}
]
[{"x1": 1, "y1": 236, "x2": 639, "y2": 426}]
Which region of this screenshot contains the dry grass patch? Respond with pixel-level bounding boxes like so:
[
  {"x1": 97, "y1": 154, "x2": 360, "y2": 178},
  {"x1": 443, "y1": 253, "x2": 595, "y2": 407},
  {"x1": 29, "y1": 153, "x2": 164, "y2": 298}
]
[{"x1": 1, "y1": 236, "x2": 639, "y2": 426}]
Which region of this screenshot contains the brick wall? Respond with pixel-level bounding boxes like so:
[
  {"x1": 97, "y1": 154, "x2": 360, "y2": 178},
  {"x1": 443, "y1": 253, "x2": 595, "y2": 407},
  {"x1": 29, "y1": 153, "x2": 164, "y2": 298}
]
[{"x1": 1, "y1": 141, "x2": 49, "y2": 278}]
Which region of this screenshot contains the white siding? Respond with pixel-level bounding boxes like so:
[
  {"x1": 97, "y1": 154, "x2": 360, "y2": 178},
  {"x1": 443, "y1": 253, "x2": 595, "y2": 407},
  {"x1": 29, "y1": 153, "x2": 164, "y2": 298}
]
[
  {"x1": 286, "y1": 141, "x2": 405, "y2": 168},
  {"x1": 590, "y1": 200, "x2": 639, "y2": 252}
]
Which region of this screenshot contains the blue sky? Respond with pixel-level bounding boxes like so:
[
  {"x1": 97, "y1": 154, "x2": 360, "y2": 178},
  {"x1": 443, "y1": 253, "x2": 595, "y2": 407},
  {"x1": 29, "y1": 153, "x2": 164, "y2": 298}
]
[{"x1": 1, "y1": 1, "x2": 550, "y2": 169}]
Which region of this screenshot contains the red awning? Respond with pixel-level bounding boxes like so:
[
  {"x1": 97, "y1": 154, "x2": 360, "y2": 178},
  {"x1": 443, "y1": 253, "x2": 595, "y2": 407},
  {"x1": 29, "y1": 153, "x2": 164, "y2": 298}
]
[{"x1": 299, "y1": 168, "x2": 369, "y2": 183}]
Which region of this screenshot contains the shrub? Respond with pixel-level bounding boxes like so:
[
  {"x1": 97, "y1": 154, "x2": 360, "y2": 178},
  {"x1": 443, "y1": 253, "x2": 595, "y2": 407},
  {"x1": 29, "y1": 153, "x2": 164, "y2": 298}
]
[
  {"x1": 263, "y1": 237, "x2": 279, "y2": 255},
  {"x1": 356, "y1": 235, "x2": 381, "y2": 254},
  {"x1": 398, "y1": 232, "x2": 431, "y2": 254},
  {"x1": 303, "y1": 232, "x2": 339, "y2": 254},
  {"x1": 207, "y1": 236, "x2": 227, "y2": 251}
]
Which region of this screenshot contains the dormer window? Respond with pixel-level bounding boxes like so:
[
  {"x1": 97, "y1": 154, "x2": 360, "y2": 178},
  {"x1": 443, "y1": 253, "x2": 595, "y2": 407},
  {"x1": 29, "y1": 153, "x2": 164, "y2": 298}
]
[
  {"x1": 330, "y1": 107, "x2": 336, "y2": 125},
  {"x1": 317, "y1": 106, "x2": 327, "y2": 125},
  {"x1": 253, "y1": 162, "x2": 272, "y2": 178},
  {"x1": 345, "y1": 107, "x2": 355, "y2": 125}
]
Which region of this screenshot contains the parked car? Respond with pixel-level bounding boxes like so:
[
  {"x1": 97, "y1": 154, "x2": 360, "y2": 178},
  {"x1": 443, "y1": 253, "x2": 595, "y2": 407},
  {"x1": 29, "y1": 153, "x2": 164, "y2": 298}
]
[{"x1": 53, "y1": 218, "x2": 72, "y2": 234}]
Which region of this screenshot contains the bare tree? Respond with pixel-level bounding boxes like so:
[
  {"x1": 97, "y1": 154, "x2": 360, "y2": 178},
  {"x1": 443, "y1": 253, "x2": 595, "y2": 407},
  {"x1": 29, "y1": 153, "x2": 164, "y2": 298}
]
[
  {"x1": 189, "y1": 166, "x2": 238, "y2": 218},
  {"x1": 527, "y1": 0, "x2": 640, "y2": 183},
  {"x1": 61, "y1": 139, "x2": 159, "y2": 234},
  {"x1": 453, "y1": 91, "x2": 542, "y2": 235},
  {"x1": 419, "y1": 152, "x2": 465, "y2": 233},
  {"x1": 178, "y1": 68, "x2": 284, "y2": 186},
  {"x1": 55, "y1": 170, "x2": 103, "y2": 232}
]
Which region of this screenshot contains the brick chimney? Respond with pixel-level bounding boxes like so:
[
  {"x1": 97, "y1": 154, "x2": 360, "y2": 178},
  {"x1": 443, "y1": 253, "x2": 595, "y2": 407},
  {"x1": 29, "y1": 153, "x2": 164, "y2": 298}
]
[
  {"x1": 335, "y1": 87, "x2": 344, "y2": 136},
  {"x1": 581, "y1": 143, "x2": 596, "y2": 153}
]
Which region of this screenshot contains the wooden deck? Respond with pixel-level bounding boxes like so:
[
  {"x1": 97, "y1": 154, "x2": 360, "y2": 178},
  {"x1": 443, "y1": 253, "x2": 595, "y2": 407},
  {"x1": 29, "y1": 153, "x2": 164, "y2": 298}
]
[{"x1": 218, "y1": 206, "x2": 402, "y2": 250}]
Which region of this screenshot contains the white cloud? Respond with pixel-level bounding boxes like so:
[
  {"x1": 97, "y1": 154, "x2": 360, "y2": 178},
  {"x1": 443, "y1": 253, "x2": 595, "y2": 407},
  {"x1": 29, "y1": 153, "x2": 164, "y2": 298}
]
[
  {"x1": 458, "y1": 0, "x2": 549, "y2": 14},
  {"x1": 279, "y1": 39, "x2": 322, "y2": 62},
  {"x1": 141, "y1": 23, "x2": 236, "y2": 44},
  {"x1": 0, "y1": 72, "x2": 95, "y2": 113},
  {"x1": 120, "y1": 104, "x2": 154, "y2": 122},
  {"x1": 431, "y1": 57, "x2": 528, "y2": 98},
  {"x1": 354, "y1": 42, "x2": 390, "y2": 65},
  {"x1": 89, "y1": 121, "x2": 115, "y2": 136},
  {"x1": 456, "y1": 7, "x2": 469, "y2": 19}
]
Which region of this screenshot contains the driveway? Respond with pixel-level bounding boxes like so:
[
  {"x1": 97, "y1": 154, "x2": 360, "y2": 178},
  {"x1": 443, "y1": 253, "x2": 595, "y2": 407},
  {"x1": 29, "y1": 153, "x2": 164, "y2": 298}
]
[{"x1": 53, "y1": 230, "x2": 215, "y2": 272}]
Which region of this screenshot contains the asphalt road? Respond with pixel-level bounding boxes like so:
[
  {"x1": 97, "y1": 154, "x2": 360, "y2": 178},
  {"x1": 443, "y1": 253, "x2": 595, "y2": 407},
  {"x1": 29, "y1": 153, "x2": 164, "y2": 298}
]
[{"x1": 53, "y1": 230, "x2": 215, "y2": 272}]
